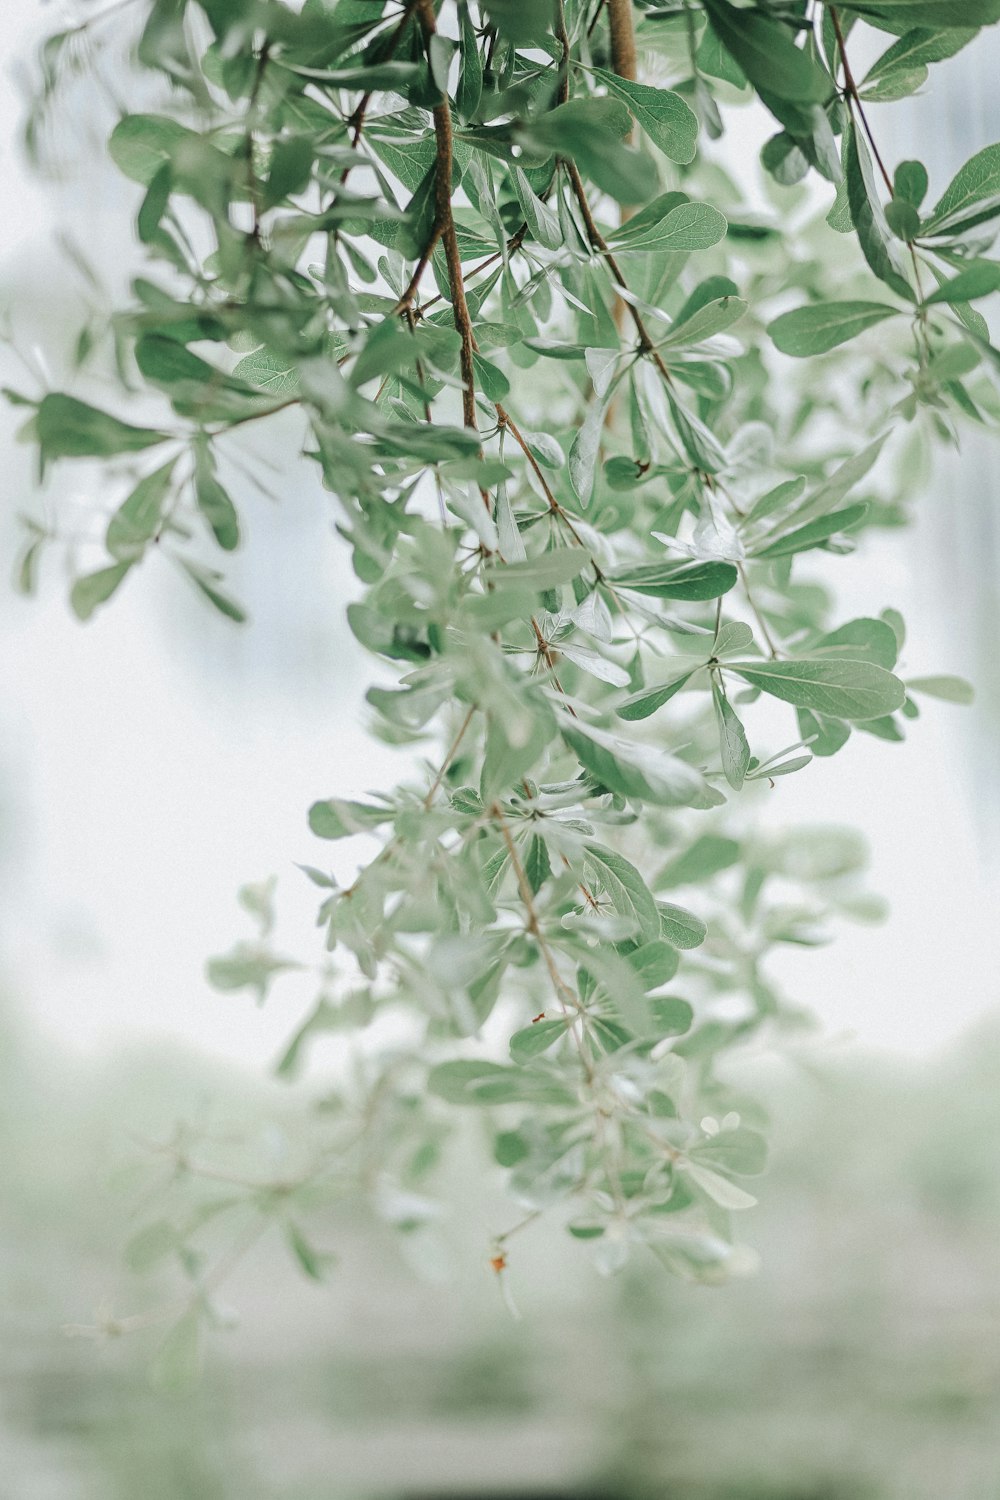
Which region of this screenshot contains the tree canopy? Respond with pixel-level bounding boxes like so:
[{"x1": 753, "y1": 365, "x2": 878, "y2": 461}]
[{"x1": 9, "y1": 0, "x2": 991, "y2": 1363}]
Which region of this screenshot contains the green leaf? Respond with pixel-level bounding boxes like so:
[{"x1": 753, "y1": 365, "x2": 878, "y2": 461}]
[
  {"x1": 625, "y1": 940, "x2": 680, "y2": 991},
  {"x1": 308, "y1": 798, "x2": 393, "y2": 838},
  {"x1": 659, "y1": 295, "x2": 747, "y2": 348},
  {"x1": 510, "y1": 165, "x2": 562, "y2": 251},
  {"x1": 486, "y1": 548, "x2": 588, "y2": 591},
  {"x1": 921, "y1": 141, "x2": 1000, "y2": 237},
  {"x1": 701, "y1": 0, "x2": 830, "y2": 129},
  {"x1": 649, "y1": 994, "x2": 694, "y2": 1037},
  {"x1": 286, "y1": 1222, "x2": 332, "y2": 1281},
  {"x1": 264, "y1": 137, "x2": 314, "y2": 208},
  {"x1": 231, "y1": 347, "x2": 301, "y2": 396},
  {"x1": 70, "y1": 562, "x2": 133, "y2": 622},
  {"x1": 863, "y1": 30, "x2": 975, "y2": 98},
  {"x1": 591, "y1": 69, "x2": 699, "y2": 165},
  {"x1": 885, "y1": 197, "x2": 921, "y2": 240},
  {"x1": 456, "y1": 1, "x2": 483, "y2": 121},
  {"x1": 524, "y1": 833, "x2": 551, "y2": 894},
  {"x1": 106, "y1": 459, "x2": 176, "y2": 562},
  {"x1": 845, "y1": 122, "x2": 913, "y2": 298},
  {"x1": 521, "y1": 98, "x2": 659, "y2": 207},
  {"x1": 109, "y1": 112, "x2": 196, "y2": 185},
  {"x1": 608, "y1": 560, "x2": 737, "y2": 600},
  {"x1": 585, "y1": 843, "x2": 661, "y2": 942},
  {"x1": 752, "y1": 502, "x2": 869, "y2": 559},
  {"x1": 811, "y1": 617, "x2": 899, "y2": 669},
  {"x1": 728, "y1": 658, "x2": 906, "y2": 721},
  {"x1": 923, "y1": 261, "x2": 1000, "y2": 305},
  {"x1": 206, "y1": 943, "x2": 301, "y2": 999},
  {"x1": 616, "y1": 669, "x2": 696, "y2": 722},
  {"x1": 711, "y1": 675, "x2": 750, "y2": 791},
  {"x1": 610, "y1": 201, "x2": 728, "y2": 254},
  {"x1": 894, "y1": 160, "x2": 930, "y2": 209},
  {"x1": 797, "y1": 707, "x2": 852, "y2": 758},
  {"x1": 906, "y1": 674, "x2": 975, "y2": 704},
  {"x1": 36, "y1": 394, "x2": 168, "y2": 465},
  {"x1": 179, "y1": 560, "x2": 247, "y2": 623},
  {"x1": 692, "y1": 1127, "x2": 768, "y2": 1176},
  {"x1": 850, "y1": 0, "x2": 1000, "y2": 30},
  {"x1": 193, "y1": 445, "x2": 240, "y2": 551},
  {"x1": 562, "y1": 719, "x2": 723, "y2": 809},
  {"x1": 656, "y1": 835, "x2": 741, "y2": 888},
  {"x1": 482, "y1": 0, "x2": 552, "y2": 44},
  {"x1": 427, "y1": 1059, "x2": 576, "y2": 1106},
  {"x1": 657, "y1": 903, "x2": 707, "y2": 949},
  {"x1": 681, "y1": 1159, "x2": 757, "y2": 1211},
  {"x1": 768, "y1": 300, "x2": 900, "y2": 356},
  {"x1": 569, "y1": 392, "x2": 612, "y2": 507},
  {"x1": 509, "y1": 1018, "x2": 568, "y2": 1062}
]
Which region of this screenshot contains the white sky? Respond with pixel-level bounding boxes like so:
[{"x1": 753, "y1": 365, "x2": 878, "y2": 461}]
[{"x1": 1, "y1": 0, "x2": 998, "y2": 1069}]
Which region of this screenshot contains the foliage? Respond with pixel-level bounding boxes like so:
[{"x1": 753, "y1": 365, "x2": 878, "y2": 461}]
[{"x1": 8, "y1": 0, "x2": 989, "y2": 1359}]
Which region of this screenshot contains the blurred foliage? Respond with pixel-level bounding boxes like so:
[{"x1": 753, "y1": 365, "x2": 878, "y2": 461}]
[{"x1": 4, "y1": 994, "x2": 1000, "y2": 1499}]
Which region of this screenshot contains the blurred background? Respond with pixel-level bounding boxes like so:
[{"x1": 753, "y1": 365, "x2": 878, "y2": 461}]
[{"x1": 3, "y1": 4, "x2": 1000, "y2": 1497}]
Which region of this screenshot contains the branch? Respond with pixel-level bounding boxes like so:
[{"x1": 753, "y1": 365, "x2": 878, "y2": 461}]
[
  {"x1": 829, "y1": 6, "x2": 893, "y2": 196},
  {"x1": 564, "y1": 161, "x2": 674, "y2": 389},
  {"x1": 607, "y1": 0, "x2": 638, "y2": 86},
  {"x1": 417, "y1": 0, "x2": 479, "y2": 433}
]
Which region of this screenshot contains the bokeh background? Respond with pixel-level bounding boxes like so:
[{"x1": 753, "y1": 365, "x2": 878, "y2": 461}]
[{"x1": 3, "y1": 4, "x2": 1000, "y2": 1496}]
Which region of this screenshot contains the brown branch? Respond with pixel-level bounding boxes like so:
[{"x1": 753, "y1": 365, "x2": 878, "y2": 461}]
[
  {"x1": 607, "y1": 0, "x2": 638, "y2": 84},
  {"x1": 492, "y1": 803, "x2": 582, "y2": 1019},
  {"x1": 829, "y1": 6, "x2": 893, "y2": 196},
  {"x1": 564, "y1": 161, "x2": 674, "y2": 388},
  {"x1": 424, "y1": 704, "x2": 476, "y2": 807},
  {"x1": 587, "y1": 0, "x2": 609, "y2": 40},
  {"x1": 829, "y1": 9, "x2": 928, "y2": 322},
  {"x1": 417, "y1": 0, "x2": 479, "y2": 434},
  {"x1": 340, "y1": 0, "x2": 420, "y2": 179},
  {"x1": 389, "y1": 224, "x2": 443, "y2": 315}
]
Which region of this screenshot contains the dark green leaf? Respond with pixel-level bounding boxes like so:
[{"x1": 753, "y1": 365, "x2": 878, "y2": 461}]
[
  {"x1": 921, "y1": 141, "x2": 1000, "y2": 237},
  {"x1": 712, "y1": 675, "x2": 750, "y2": 791},
  {"x1": 106, "y1": 459, "x2": 176, "y2": 562},
  {"x1": 768, "y1": 300, "x2": 900, "y2": 356},
  {"x1": 608, "y1": 560, "x2": 737, "y2": 600},
  {"x1": 616, "y1": 669, "x2": 696, "y2": 722},
  {"x1": 752, "y1": 502, "x2": 868, "y2": 559},
  {"x1": 509, "y1": 1018, "x2": 568, "y2": 1062},
  {"x1": 729, "y1": 658, "x2": 906, "y2": 721},
  {"x1": 591, "y1": 68, "x2": 699, "y2": 165},
  {"x1": 657, "y1": 902, "x2": 707, "y2": 949},
  {"x1": 37, "y1": 394, "x2": 168, "y2": 465},
  {"x1": 626, "y1": 939, "x2": 680, "y2": 990},
  {"x1": 586, "y1": 843, "x2": 661, "y2": 942}
]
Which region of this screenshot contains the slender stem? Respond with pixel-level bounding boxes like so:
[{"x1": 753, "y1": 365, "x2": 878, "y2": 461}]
[
  {"x1": 389, "y1": 226, "x2": 443, "y2": 315},
  {"x1": 587, "y1": 0, "x2": 609, "y2": 39},
  {"x1": 738, "y1": 562, "x2": 779, "y2": 659},
  {"x1": 565, "y1": 162, "x2": 674, "y2": 389},
  {"x1": 424, "y1": 704, "x2": 475, "y2": 807},
  {"x1": 340, "y1": 0, "x2": 420, "y2": 179},
  {"x1": 492, "y1": 803, "x2": 587, "y2": 1034},
  {"x1": 829, "y1": 6, "x2": 893, "y2": 196},
  {"x1": 829, "y1": 8, "x2": 929, "y2": 343}
]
